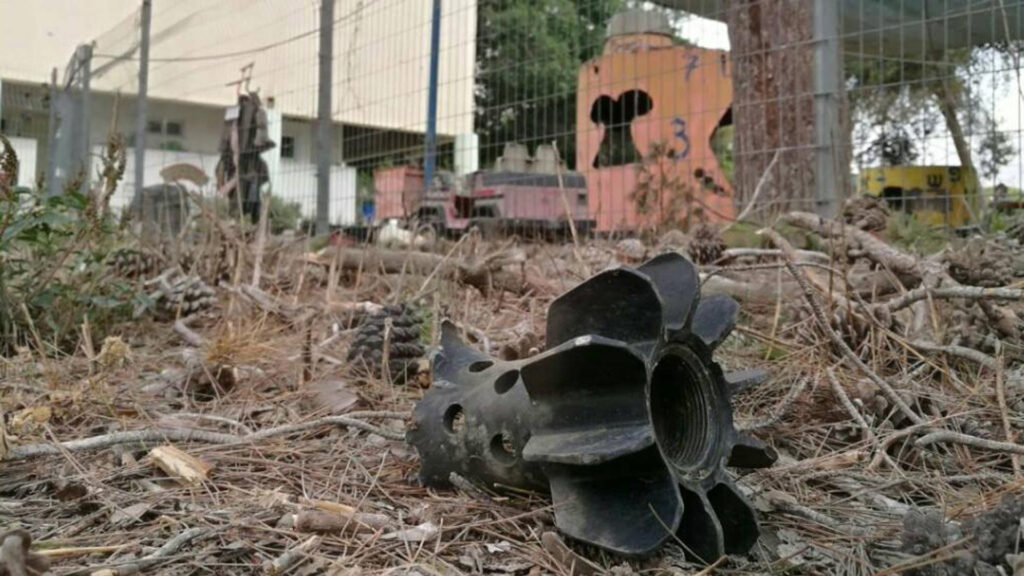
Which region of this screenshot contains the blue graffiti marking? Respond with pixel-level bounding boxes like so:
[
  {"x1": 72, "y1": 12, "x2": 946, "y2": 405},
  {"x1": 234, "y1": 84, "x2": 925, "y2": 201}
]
[
  {"x1": 672, "y1": 117, "x2": 690, "y2": 159},
  {"x1": 685, "y1": 54, "x2": 699, "y2": 80}
]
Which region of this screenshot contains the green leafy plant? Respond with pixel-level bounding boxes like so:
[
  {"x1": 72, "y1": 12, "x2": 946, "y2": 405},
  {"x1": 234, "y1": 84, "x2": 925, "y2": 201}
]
[
  {"x1": 268, "y1": 194, "x2": 303, "y2": 234},
  {"x1": 0, "y1": 134, "x2": 139, "y2": 355}
]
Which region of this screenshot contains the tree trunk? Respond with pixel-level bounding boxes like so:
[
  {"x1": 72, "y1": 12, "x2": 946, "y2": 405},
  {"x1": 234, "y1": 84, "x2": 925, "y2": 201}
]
[
  {"x1": 932, "y1": 79, "x2": 973, "y2": 170},
  {"x1": 725, "y1": 0, "x2": 817, "y2": 218}
]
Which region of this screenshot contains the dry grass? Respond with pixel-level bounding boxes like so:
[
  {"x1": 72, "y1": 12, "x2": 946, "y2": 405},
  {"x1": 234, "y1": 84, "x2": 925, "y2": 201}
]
[{"x1": 2, "y1": 226, "x2": 1024, "y2": 576}]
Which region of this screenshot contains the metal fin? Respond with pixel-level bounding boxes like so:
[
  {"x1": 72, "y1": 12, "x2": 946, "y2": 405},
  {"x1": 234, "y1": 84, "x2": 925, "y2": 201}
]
[
  {"x1": 433, "y1": 320, "x2": 491, "y2": 384},
  {"x1": 691, "y1": 294, "x2": 739, "y2": 349},
  {"x1": 546, "y1": 268, "x2": 664, "y2": 347},
  {"x1": 707, "y1": 482, "x2": 760, "y2": 555},
  {"x1": 728, "y1": 435, "x2": 778, "y2": 469},
  {"x1": 637, "y1": 252, "x2": 700, "y2": 333},
  {"x1": 523, "y1": 424, "x2": 652, "y2": 465},
  {"x1": 677, "y1": 486, "x2": 725, "y2": 563},
  {"x1": 724, "y1": 369, "x2": 769, "y2": 395},
  {"x1": 546, "y1": 449, "x2": 682, "y2": 555},
  {"x1": 520, "y1": 338, "x2": 651, "y2": 464}
]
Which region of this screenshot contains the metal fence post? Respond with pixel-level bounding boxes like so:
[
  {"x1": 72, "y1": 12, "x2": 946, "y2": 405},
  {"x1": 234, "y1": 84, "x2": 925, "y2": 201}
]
[
  {"x1": 423, "y1": 0, "x2": 442, "y2": 192},
  {"x1": 79, "y1": 43, "x2": 92, "y2": 187},
  {"x1": 134, "y1": 0, "x2": 152, "y2": 215},
  {"x1": 812, "y1": 0, "x2": 841, "y2": 217},
  {"x1": 316, "y1": 0, "x2": 335, "y2": 236}
]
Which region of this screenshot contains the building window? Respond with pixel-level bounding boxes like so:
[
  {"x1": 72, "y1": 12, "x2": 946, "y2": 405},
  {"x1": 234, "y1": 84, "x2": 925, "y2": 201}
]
[
  {"x1": 165, "y1": 121, "x2": 184, "y2": 137},
  {"x1": 281, "y1": 136, "x2": 295, "y2": 159},
  {"x1": 146, "y1": 120, "x2": 163, "y2": 134}
]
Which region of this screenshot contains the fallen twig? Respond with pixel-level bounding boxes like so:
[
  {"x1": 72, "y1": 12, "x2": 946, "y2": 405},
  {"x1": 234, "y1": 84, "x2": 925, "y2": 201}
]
[
  {"x1": 71, "y1": 527, "x2": 209, "y2": 576},
  {"x1": 915, "y1": 430, "x2": 1024, "y2": 455},
  {"x1": 7, "y1": 412, "x2": 406, "y2": 461},
  {"x1": 263, "y1": 535, "x2": 320, "y2": 574},
  {"x1": 881, "y1": 285, "x2": 1024, "y2": 313},
  {"x1": 908, "y1": 340, "x2": 998, "y2": 369},
  {"x1": 826, "y1": 368, "x2": 875, "y2": 442},
  {"x1": 761, "y1": 227, "x2": 924, "y2": 424}
]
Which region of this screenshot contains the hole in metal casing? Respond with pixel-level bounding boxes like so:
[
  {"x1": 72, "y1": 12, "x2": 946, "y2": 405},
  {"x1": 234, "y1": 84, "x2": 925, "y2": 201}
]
[
  {"x1": 494, "y1": 370, "x2": 520, "y2": 394},
  {"x1": 490, "y1": 432, "x2": 516, "y2": 464},
  {"x1": 444, "y1": 404, "x2": 466, "y2": 434},
  {"x1": 468, "y1": 360, "x2": 494, "y2": 373}
]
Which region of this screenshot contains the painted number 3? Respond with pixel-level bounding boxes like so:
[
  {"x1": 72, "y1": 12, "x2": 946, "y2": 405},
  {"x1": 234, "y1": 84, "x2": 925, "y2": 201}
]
[{"x1": 673, "y1": 117, "x2": 690, "y2": 159}]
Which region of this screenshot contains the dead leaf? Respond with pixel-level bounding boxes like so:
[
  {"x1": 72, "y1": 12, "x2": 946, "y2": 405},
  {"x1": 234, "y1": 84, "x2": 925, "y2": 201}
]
[
  {"x1": 110, "y1": 502, "x2": 152, "y2": 526},
  {"x1": 485, "y1": 541, "x2": 512, "y2": 554},
  {"x1": 308, "y1": 379, "x2": 359, "y2": 414},
  {"x1": 147, "y1": 444, "x2": 212, "y2": 486},
  {"x1": 257, "y1": 488, "x2": 294, "y2": 510},
  {"x1": 381, "y1": 522, "x2": 439, "y2": 543},
  {"x1": 11, "y1": 406, "x2": 51, "y2": 432}
]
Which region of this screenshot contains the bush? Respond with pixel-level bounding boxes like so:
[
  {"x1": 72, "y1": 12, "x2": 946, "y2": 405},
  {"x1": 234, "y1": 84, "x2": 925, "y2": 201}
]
[
  {"x1": 269, "y1": 194, "x2": 303, "y2": 234},
  {"x1": 0, "y1": 135, "x2": 141, "y2": 355}
]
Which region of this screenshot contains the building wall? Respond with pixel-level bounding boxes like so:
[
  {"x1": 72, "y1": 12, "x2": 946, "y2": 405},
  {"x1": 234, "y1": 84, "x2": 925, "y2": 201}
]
[
  {"x1": 92, "y1": 145, "x2": 357, "y2": 225},
  {"x1": 0, "y1": 0, "x2": 477, "y2": 137},
  {"x1": 7, "y1": 136, "x2": 38, "y2": 188}
]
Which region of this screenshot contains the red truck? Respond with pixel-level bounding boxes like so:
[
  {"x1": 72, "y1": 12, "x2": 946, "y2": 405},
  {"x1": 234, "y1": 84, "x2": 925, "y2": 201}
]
[
  {"x1": 372, "y1": 164, "x2": 593, "y2": 238},
  {"x1": 467, "y1": 170, "x2": 592, "y2": 237}
]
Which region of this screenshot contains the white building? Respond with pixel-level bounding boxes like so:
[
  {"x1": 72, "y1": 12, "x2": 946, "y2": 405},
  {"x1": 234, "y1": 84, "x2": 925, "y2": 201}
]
[{"x1": 0, "y1": 0, "x2": 478, "y2": 224}]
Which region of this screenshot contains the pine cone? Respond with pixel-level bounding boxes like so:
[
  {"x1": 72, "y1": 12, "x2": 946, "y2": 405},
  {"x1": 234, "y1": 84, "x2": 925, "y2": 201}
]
[
  {"x1": 842, "y1": 196, "x2": 890, "y2": 233},
  {"x1": 152, "y1": 272, "x2": 217, "y2": 319},
  {"x1": 347, "y1": 304, "x2": 425, "y2": 383},
  {"x1": 110, "y1": 248, "x2": 163, "y2": 279},
  {"x1": 946, "y1": 238, "x2": 1014, "y2": 287},
  {"x1": 687, "y1": 224, "x2": 726, "y2": 265},
  {"x1": 179, "y1": 242, "x2": 234, "y2": 286}
]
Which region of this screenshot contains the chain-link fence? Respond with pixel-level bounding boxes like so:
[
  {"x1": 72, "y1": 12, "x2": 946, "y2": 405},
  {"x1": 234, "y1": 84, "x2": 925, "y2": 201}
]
[{"x1": 4, "y1": 0, "x2": 1024, "y2": 238}]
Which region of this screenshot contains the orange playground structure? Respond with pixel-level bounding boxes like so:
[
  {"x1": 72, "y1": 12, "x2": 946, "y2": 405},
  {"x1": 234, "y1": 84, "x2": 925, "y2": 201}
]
[{"x1": 577, "y1": 31, "x2": 736, "y2": 232}]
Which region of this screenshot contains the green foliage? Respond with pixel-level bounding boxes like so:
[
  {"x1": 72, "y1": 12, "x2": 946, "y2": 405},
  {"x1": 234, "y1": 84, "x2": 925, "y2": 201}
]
[
  {"x1": 268, "y1": 194, "x2": 303, "y2": 234},
  {"x1": 710, "y1": 124, "x2": 734, "y2": 182},
  {"x1": 978, "y1": 118, "x2": 1015, "y2": 183},
  {"x1": 885, "y1": 212, "x2": 951, "y2": 255},
  {"x1": 0, "y1": 138, "x2": 138, "y2": 355},
  {"x1": 848, "y1": 46, "x2": 1017, "y2": 182},
  {"x1": 475, "y1": 0, "x2": 624, "y2": 170}
]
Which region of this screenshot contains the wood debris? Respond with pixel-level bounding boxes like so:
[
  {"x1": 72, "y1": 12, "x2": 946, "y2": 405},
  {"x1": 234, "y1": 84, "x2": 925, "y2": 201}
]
[{"x1": 146, "y1": 444, "x2": 212, "y2": 486}]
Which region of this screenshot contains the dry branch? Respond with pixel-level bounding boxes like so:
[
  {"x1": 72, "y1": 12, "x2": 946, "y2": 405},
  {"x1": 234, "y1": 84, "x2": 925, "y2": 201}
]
[
  {"x1": 262, "y1": 536, "x2": 319, "y2": 575},
  {"x1": 761, "y1": 227, "x2": 924, "y2": 424},
  {"x1": 908, "y1": 340, "x2": 999, "y2": 369},
  {"x1": 312, "y1": 247, "x2": 555, "y2": 296},
  {"x1": 781, "y1": 211, "x2": 940, "y2": 282},
  {"x1": 915, "y1": 431, "x2": 1024, "y2": 455},
  {"x1": 882, "y1": 285, "x2": 1024, "y2": 313},
  {"x1": 6, "y1": 413, "x2": 405, "y2": 461},
  {"x1": 71, "y1": 527, "x2": 210, "y2": 576}
]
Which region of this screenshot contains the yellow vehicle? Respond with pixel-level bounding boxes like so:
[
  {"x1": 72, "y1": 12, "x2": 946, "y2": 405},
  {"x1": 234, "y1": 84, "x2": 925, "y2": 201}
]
[{"x1": 858, "y1": 165, "x2": 980, "y2": 228}]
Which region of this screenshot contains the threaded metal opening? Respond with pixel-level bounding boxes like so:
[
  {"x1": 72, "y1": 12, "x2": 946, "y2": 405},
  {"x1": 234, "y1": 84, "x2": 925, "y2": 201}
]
[{"x1": 650, "y1": 348, "x2": 718, "y2": 474}]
